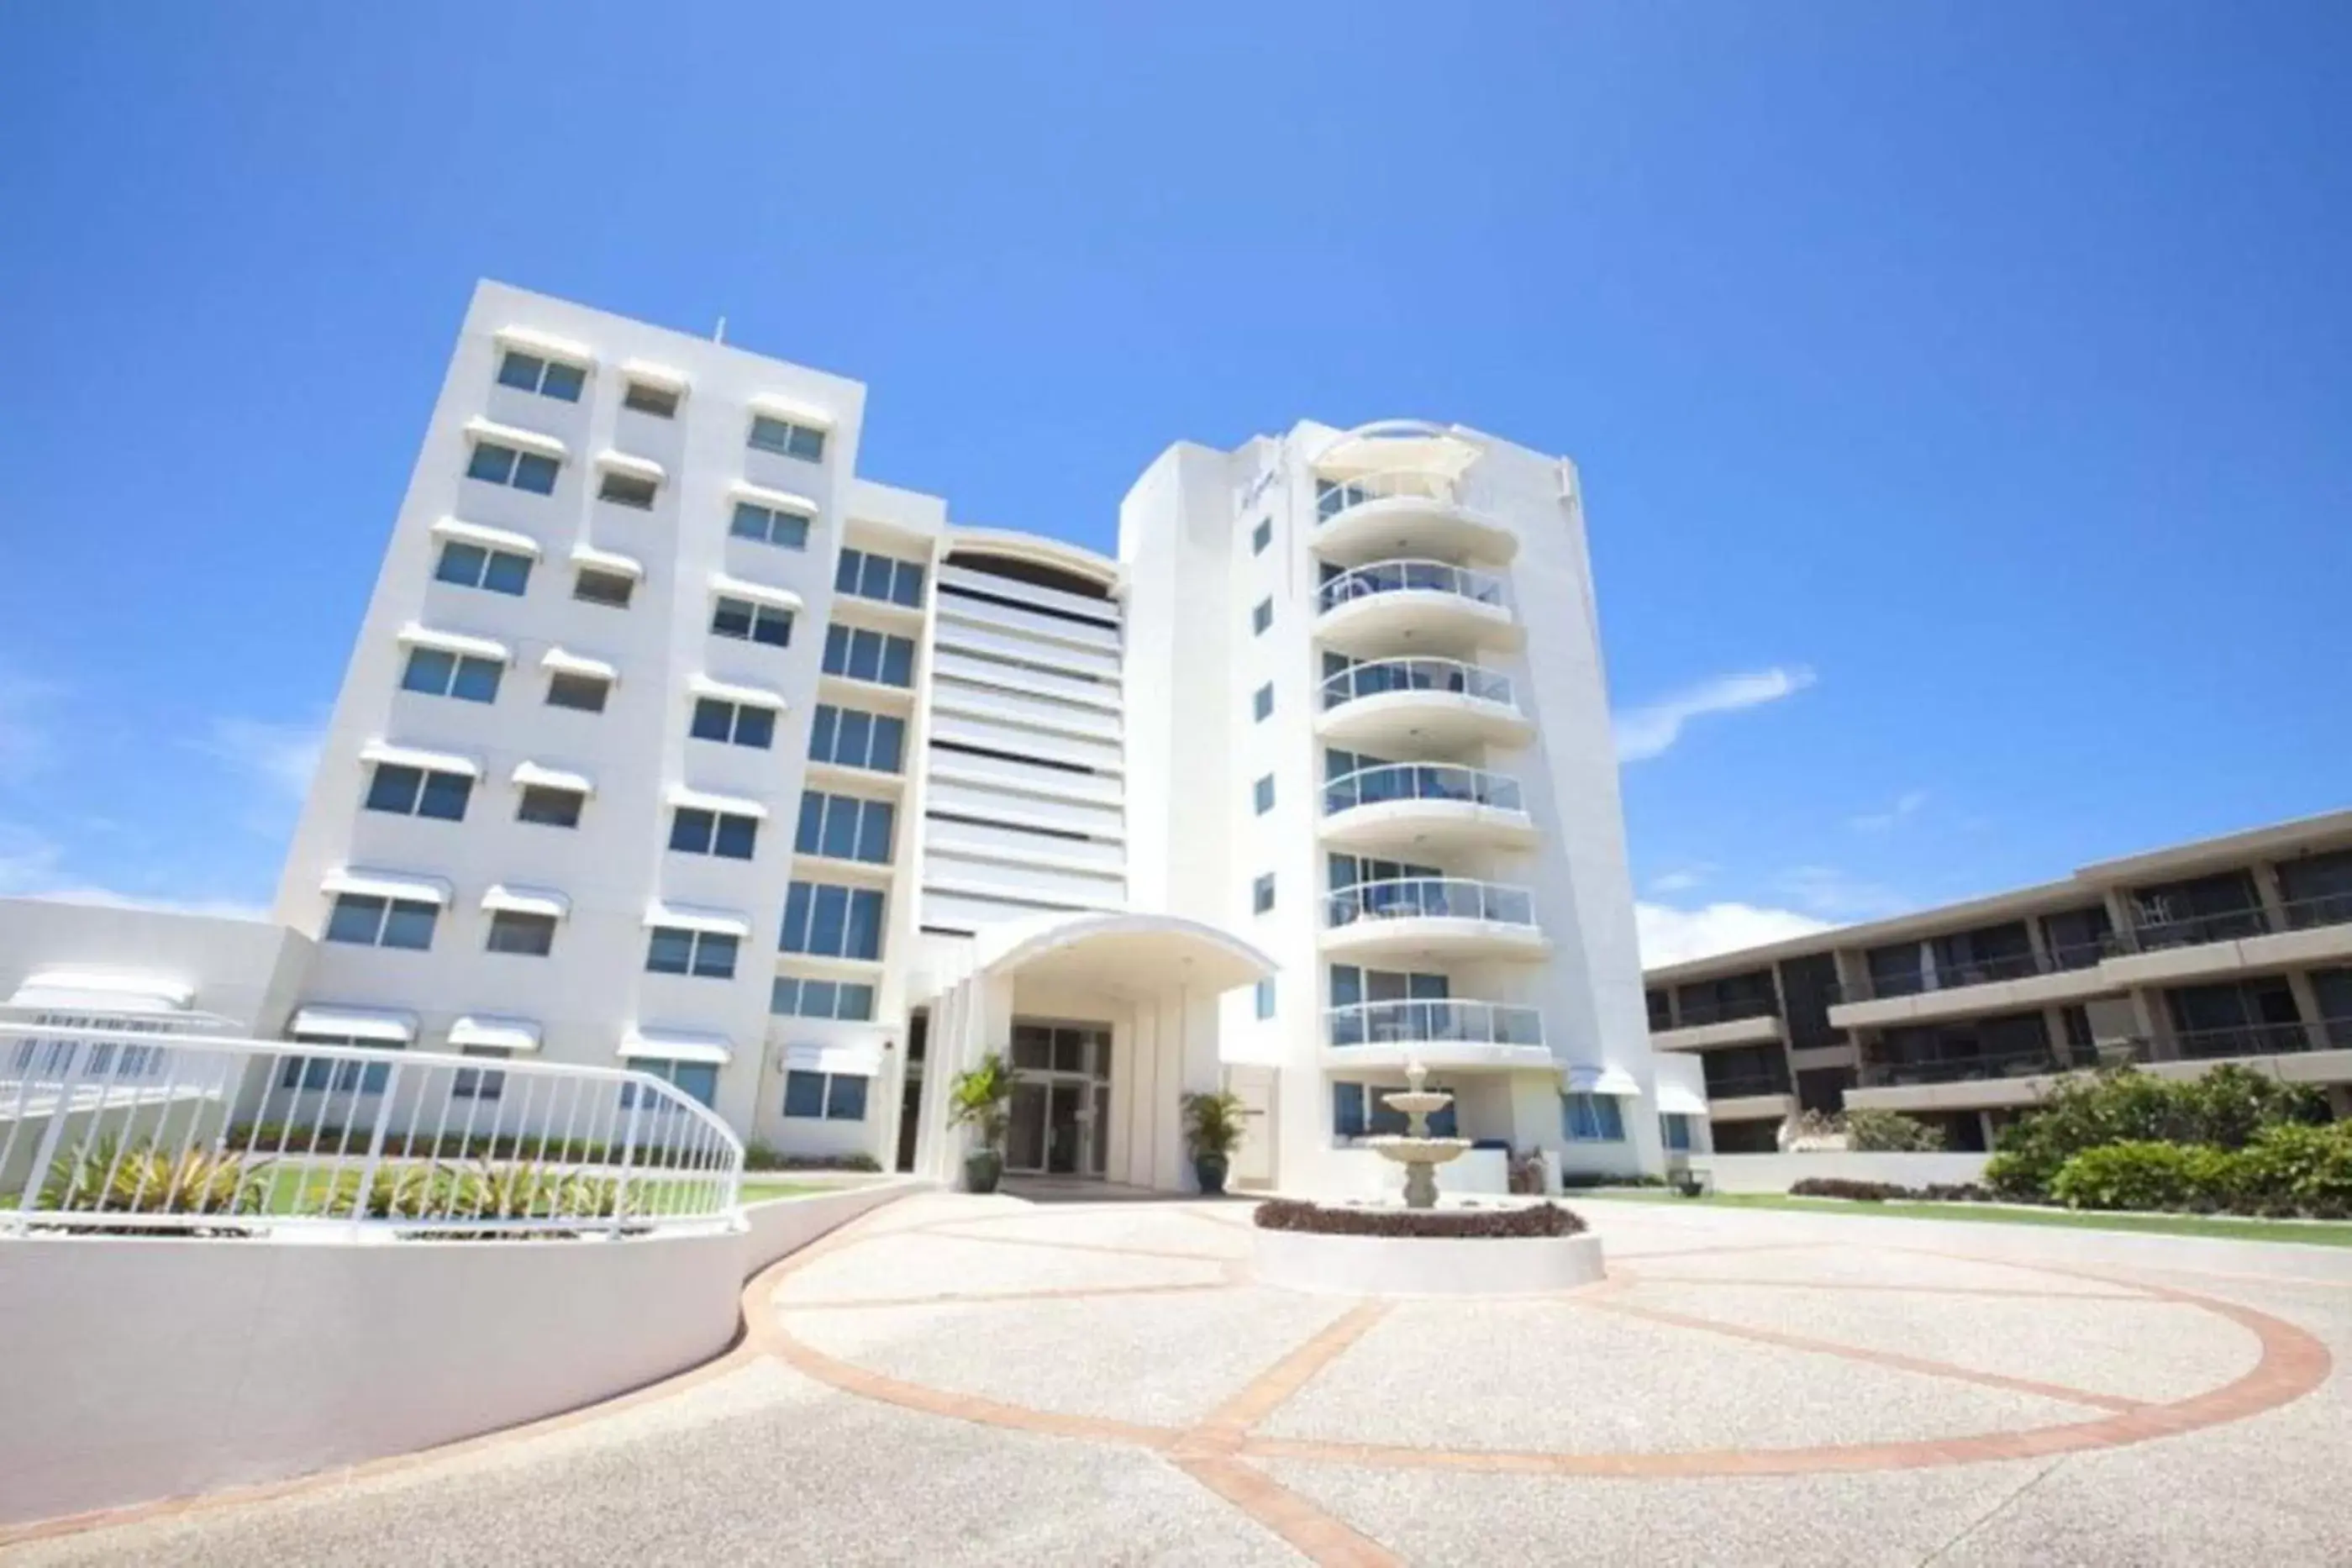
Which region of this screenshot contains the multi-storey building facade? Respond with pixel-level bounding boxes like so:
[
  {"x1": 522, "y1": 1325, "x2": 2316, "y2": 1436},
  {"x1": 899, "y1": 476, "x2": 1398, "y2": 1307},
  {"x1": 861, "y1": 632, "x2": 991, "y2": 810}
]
[
  {"x1": 212, "y1": 280, "x2": 1684, "y2": 1195},
  {"x1": 1645, "y1": 810, "x2": 2352, "y2": 1152}
]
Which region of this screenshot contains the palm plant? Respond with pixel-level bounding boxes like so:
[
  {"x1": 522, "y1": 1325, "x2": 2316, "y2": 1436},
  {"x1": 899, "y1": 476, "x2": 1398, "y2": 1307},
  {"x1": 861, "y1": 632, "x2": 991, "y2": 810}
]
[
  {"x1": 1182, "y1": 1090, "x2": 1249, "y2": 1195},
  {"x1": 37, "y1": 1137, "x2": 271, "y2": 1220},
  {"x1": 948, "y1": 1053, "x2": 1018, "y2": 1193}
]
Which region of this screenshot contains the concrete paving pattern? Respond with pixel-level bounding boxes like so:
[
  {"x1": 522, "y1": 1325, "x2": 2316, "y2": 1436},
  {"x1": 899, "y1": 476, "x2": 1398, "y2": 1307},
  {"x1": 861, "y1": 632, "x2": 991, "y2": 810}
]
[{"x1": 10, "y1": 1192, "x2": 2349, "y2": 1566}]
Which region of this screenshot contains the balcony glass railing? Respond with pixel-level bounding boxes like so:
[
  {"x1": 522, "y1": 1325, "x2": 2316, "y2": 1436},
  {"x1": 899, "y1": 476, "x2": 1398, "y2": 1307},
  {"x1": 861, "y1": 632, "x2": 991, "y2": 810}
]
[
  {"x1": 1321, "y1": 657, "x2": 1514, "y2": 712},
  {"x1": 1316, "y1": 559, "x2": 1507, "y2": 617},
  {"x1": 1314, "y1": 468, "x2": 1481, "y2": 523},
  {"x1": 1859, "y1": 1046, "x2": 2083, "y2": 1088},
  {"x1": 2128, "y1": 893, "x2": 2352, "y2": 950},
  {"x1": 2171, "y1": 1022, "x2": 2328, "y2": 1060},
  {"x1": 1326, "y1": 999, "x2": 1545, "y2": 1050},
  {"x1": 1326, "y1": 876, "x2": 1535, "y2": 930},
  {"x1": 1323, "y1": 763, "x2": 1523, "y2": 818}
]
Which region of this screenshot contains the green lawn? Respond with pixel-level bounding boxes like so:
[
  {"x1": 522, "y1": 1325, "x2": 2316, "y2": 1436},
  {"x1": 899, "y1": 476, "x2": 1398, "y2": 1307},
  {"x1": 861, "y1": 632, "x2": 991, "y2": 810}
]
[{"x1": 1575, "y1": 1189, "x2": 2352, "y2": 1248}]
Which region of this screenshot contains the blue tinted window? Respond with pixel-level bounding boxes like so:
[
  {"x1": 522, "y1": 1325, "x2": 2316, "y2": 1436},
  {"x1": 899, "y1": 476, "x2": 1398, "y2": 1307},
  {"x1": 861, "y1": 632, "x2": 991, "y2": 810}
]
[
  {"x1": 713, "y1": 815, "x2": 758, "y2": 860},
  {"x1": 671, "y1": 808, "x2": 713, "y2": 853},
  {"x1": 513, "y1": 452, "x2": 559, "y2": 494},
  {"x1": 436, "y1": 542, "x2": 487, "y2": 587},
  {"x1": 1332, "y1": 1081, "x2": 1365, "y2": 1139},
  {"x1": 380, "y1": 901, "x2": 437, "y2": 950},
  {"x1": 871, "y1": 714, "x2": 905, "y2": 771},
  {"x1": 497, "y1": 352, "x2": 542, "y2": 392},
  {"x1": 539, "y1": 360, "x2": 585, "y2": 402},
  {"x1": 808, "y1": 885, "x2": 848, "y2": 954},
  {"x1": 691, "y1": 699, "x2": 733, "y2": 742},
  {"x1": 692, "y1": 933, "x2": 738, "y2": 977},
  {"x1": 671, "y1": 1062, "x2": 718, "y2": 1107},
  {"x1": 781, "y1": 882, "x2": 813, "y2": 951},
  {"x1": 838, "y1": 983, "x2": 875, "y2": 1021},
  {"x1": 819, "y1": 797, "x2": 859, "y2": 860},
  {"x1": 796, "y1": 793, "x2": 826, "y2": 855},
  {"x1": 845, "y1": 888, "x2": 884, "y2": 960},
  {"x1": 366, "y1": 765, "x2": 422, "y2": 814},
  {"x1": 735, "y1": 707, "x2": 775, "y2": 749},
  {"x1": 416, "y1": 772, "x2": 472, "y2": 821},
  {"x1": 1252, "y1": 684, "x2": 1273, "y2": 721},
  {"x1": 783, "y1": 1071, "x2": 825, "y2": 1118},
  {"x1": 325, "y1": 895, "x2": 384, "y2": 945},
  {"x1": 482, "y1": 551, "x2": 531, "y2": 595},
  {"x1": 855, "y1": 802, "x2": 893, "y2": 863},
  {"x1": 646, "y1": 928, "x2": 694, "y2": 973},
  {"x1": 466, "y1": 444, "x2": 515, "y2": 484},
  {"x1": 834, "y1": 709, "x2": 872, "y2": 766},
  {"x1": 450, "y1": 657, "x2": 501, "y2": 702},
  {"x1": 826, "y1": 1075, "x2": 868, "y2": 1120},
  {"x1": 1255, "y1": 978, "x2": 1276, "y2": 1019},
  {"x1": 1254, "y1": 776, "x2": 1274, "y2": 814},
  {"x1": 402, "y1": 648, "x2": 455, "y2": 695},
  {"x1": 807, "y1": 704, "x2": 839, "y2": 760},
  {"x1": 879, "y1": 635, "x2": 914, "y2": 687},
  {"x1": 845, "y1": 629, "x2": 881, "y2": 682}
]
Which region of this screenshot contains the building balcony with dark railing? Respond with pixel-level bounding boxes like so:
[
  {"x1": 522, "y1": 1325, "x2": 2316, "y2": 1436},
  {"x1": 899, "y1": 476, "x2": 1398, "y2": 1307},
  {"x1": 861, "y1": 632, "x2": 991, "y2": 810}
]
[
  {"x1": 2129, "y1": 893, "x2": 2352, "y2": 951},
  {"x1": 1832, "y1": 941, "x2": 2114, "y2": 1006},
  {"x1": 1652, "y1": 992, "x2": 1786, "y2": 1052}
]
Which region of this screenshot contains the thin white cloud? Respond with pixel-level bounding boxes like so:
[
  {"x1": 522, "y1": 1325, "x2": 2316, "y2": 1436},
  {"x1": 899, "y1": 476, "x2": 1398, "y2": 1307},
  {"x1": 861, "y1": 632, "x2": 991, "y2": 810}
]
[
  {"x1": 1647, "y1": 865, "x2": 1714, "y2": 895},
  {"x1": 1613, "y1": 666, "x2": 1817, "y2": 763},
  {"x1": 1636, "y1": 900, "x2": 1836, "y2": 966},
  {"x1": 1777, "y1": 864, "x2": 1913, "y2": 922},
  {"x1": 206, "y1": 717, "x2": 325, "y2": 800},
  {"x1": 1850, "y1": 788, "x2": 1930, "y2": 834}
]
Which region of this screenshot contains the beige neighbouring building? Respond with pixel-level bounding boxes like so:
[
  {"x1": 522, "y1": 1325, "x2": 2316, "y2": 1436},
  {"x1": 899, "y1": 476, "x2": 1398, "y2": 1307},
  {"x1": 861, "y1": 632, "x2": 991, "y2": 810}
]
[{"x1": 1644, "y1": 809, "x2": 2352, "y2": 1153}]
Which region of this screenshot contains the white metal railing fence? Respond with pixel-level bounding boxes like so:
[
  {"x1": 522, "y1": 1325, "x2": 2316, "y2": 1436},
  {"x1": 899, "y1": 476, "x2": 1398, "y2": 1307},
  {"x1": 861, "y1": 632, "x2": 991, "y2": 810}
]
[
  {"x1": 1325, "y1": 999, "x2": 1545, "y2": 1050},
  {"x1": 1, "y1": 1021, "x2": 743, "y2": 1238},
  {"x1": 1325, "y1": 876, "x2": 1538, "y2": 930},
  {"x1": 1315, "y1": 559, "x2": 1507, "y2": 616},
  {"x1": 1320, "y1": 656, "x2": 1516, "y2": 712},
  {"x1": 1323, "y1": 762, "x2": 1524, "y2": 818}
]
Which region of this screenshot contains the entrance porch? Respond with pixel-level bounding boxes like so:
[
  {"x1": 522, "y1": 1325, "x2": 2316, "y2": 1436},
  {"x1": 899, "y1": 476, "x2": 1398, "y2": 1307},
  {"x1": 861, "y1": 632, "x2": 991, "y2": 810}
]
[{"x1": 908, "y1": 913, "x2": 1276, "y2": 1193}]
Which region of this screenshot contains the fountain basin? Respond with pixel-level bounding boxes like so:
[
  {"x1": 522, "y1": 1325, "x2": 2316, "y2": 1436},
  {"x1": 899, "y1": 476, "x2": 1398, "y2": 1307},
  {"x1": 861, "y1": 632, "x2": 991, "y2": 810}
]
[
  {"x1": 1363, "y1": 1134, "x2": 1471, "y2": 1167},
  {"x1": 1250, "y1": 1199, "x2": 1606, "y2": 1297}
]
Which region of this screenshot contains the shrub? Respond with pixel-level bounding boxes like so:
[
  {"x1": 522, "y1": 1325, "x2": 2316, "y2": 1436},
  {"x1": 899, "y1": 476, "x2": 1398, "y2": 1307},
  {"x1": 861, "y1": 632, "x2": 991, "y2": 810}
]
[
  {"x1": 38, "y1": 1138, "x2": 271, "y2": 1218},
  {"x1": 1789, "y1": 1176, "x2": 1904, "y2": 1202},
  {"x1": 1559, "y1": 1171, "x2": 1668, "y2": 1189},
  {"x1": 2048, "y1": 1142, "x2": 2243, "y2": 1212},
  {"x1": 745, "y1": 1144, "x2": 881, "y2": 1173},
  {"x1": 2236, "y1": 1121, "x2": 2352, "y2": 1211},
  {"x1": 1254, "y1": 1198, "x2": 1586, "y2": 1237},
  {"x1": 1842, "y1": 1109, "x2": 1948, "y2": 1153},
  {"x1": 1985, "y1": 1066, "x2": 2327, "y2": 1201}
]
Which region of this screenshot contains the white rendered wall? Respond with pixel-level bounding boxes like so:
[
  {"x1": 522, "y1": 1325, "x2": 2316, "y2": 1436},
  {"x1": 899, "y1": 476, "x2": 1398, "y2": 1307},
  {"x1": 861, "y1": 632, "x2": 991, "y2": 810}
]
[{"x1": 0, "y1": 899, "x2": 312, "y2": 1031}]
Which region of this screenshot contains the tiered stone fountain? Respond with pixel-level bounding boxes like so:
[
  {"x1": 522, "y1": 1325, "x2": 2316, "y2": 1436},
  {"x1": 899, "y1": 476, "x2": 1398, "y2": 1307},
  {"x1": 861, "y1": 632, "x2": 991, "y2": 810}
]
[{"x1": 1361, "y1": 1060, "x2": 1471, "y2": 1209}]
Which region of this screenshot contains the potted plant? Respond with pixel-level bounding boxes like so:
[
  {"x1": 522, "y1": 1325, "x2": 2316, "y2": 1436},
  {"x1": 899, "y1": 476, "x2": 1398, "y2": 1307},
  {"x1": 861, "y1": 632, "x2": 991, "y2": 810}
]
[
  {"x1": 1182, "y1": 1089, "x2": 1247, "y2": 1196},
  {"x1": 949, "y1": 1052, "x2": 1016, "y2": 1194}
]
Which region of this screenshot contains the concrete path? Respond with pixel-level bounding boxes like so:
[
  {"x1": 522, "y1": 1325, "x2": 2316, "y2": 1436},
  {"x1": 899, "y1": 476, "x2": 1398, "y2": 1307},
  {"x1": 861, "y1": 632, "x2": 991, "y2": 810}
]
[{"x1": 12, "y1": 1192, "x2": 2349, "y2": 1566}]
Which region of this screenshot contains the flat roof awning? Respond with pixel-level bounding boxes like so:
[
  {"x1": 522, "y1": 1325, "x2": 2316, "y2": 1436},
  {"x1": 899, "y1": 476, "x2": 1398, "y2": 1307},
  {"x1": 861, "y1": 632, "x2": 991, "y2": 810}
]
[
  {"x1": 971, "y1": 911, "x2": 1276, "y2": 999},
  {"x1": 290, "y1": 1005, "x2": 417, "y2": 1044},
  {"x1": 1565, "y1": 1063, "x2": 1642, "y2": 1097},
  {"x1": 783, "y1": 1040, "x2": 886, "y2": 1077},
  {"x1": 621, "y1": 1029, "x2": 731, "y2": 1066},
  {"x1": 450, "y1": 1015, "x2": 542, "y2": 1053},
  {"x1": 1655, "y1": 1082, "x2": 1708, "y2": 1117}
]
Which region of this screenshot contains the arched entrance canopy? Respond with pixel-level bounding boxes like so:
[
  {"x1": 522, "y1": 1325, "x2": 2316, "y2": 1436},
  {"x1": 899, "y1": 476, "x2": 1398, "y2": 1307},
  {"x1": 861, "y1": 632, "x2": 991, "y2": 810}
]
[{"x1": 972, "y1": 910, "x2": 1276, "y2": 999}]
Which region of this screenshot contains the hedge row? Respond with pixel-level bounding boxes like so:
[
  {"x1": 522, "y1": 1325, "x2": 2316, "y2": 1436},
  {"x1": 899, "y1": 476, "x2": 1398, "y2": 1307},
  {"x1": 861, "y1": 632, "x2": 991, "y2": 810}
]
[
  {"x1": 1787, "y1": 1176, "x2": 1996, "y2": 1203},
  {"x1": 1984, "y1": 1064, "x2": 2328, "y2": 1202},
  {"x1": 2047, "y1": 1123, "x2": 2352, "y2": 1217}
]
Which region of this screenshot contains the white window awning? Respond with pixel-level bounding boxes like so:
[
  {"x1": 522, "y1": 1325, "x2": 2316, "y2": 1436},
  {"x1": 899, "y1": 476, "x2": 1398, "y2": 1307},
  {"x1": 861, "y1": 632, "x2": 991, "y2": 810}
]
[
  {"x1": 731, "y1": 480, "x2": 818, "y2": 515},
  {"x1": 463, "y1": 416, "x2": 567, "y2": 461},
  {"x1": 323, "y1": 867, "x2": 452, "y2": 906},
  {"x1": 666, "y1": 783, "x2": 767, "y2": 820},
  {"x1": 360, "y1": 739, "x2": 481, "y2": 778},
  {"x1": 644, "y1": 901, "x2": 750, "y2": 938},
  {"x1": 570, "y1": 542, "x2": 644, "y2": 579},
  {"x1": 688, "y1": 673, "x2": 787, "y2": 710},
  {"x1": 1564, "y1": 1063, "x2": 1642, "y2": 1097},
  {"x1": 512, "y1": 760, "x2": 594, "y2": 795},
  {"x1": 596, "y1": 450, "x2": 666, "y2": 485},
  {"x1": 290, "y1": 1005, "x2": 417, "y2": 1044},
  {"x1": 747, "y1": 393, "x2": 834, "y2": 429},
  {"x1": 493, "y1": 325, "x2": 594, "y2": 366},
  {"x1": 1655, "y1": 1083, "x2": 1709, "y2": 1118},
  {"x1": 621, "y1": 1028, "x2": 732, "y2": 1066},
  {"x1": 709, "y1": 574, "x2": 802, "y2": 613},
  {"x1": 8, "y1": 972, "x2": 194, "y2": 1014},
  {"x1": 449, "y1": 1014, "x2": 543, "y2": 1053},
  {"x1": 541, "y1": 647, "x2": 618, "y2": 682},
  {"x1": 620, "y1": 358, "x2": 689, "y2": 392},
  {"x1": 398, "y1": 623, "x2": 511, "y2": 663},
  {"x1": 429, "y1": 517, "x2": 542, "y2": 558},
  {"x1": 481, "y1": 883, "x2": 570, "y2": 920},
  {"x1": 782, "y1": 1040, "x2": 885, "y2": 1077}
]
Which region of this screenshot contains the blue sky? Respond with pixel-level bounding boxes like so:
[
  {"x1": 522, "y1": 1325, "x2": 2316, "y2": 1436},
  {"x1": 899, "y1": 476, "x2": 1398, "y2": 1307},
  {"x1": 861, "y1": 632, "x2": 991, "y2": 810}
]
[{"x1": 2, "y1": 2, "x2": 2347, "y2": 960}]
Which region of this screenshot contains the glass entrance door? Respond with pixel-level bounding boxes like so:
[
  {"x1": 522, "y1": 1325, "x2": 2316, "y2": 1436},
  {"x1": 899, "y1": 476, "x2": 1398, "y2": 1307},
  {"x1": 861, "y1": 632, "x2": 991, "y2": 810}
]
[{"x1": 1003, "y1": 1019, "x2": 1113, "y2": 1178}]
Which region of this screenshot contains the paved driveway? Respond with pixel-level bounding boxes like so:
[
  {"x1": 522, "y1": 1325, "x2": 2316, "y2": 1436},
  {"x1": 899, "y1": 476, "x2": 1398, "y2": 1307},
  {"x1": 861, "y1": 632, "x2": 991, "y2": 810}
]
[{"x1": 13, "y1": 1193, "x2": 2350, "y2": 1566}]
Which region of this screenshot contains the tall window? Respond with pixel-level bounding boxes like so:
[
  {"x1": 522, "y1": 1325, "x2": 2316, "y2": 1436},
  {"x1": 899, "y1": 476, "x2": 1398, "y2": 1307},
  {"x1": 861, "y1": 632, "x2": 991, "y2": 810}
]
[
  {"x1": 1252, "y1": 873, "x2": 1276, "y2": 913},
  {"x1": 1255, "y1": 978, "x2": 1276, "y2": 1019},
  {"x1": 486, "y1": 911, "x2": 557, "y2": 956},
  {"x1": 1251, "y1": 598, "x2": 1272, "y2": 634},
  {"x1": 1251, "y1": 517, "x2": 1272, "y2": 555},
  {"x1": 1252, "y1": 683, "x2": 1273, "y2": 722},
  {"x1": 834, "y1": 547, "x2": 927, "y2": 608},
  {"x1": 822, "y1": 624, "x2": 916, "y2": 687},
  {"x1": 780, "y1": 881, "x2": 886, "y2": 961},
  {"x1": 808, "y1": 704, "x2": 906, "y2": 772},
  {"x1": 1253, "y1": 776, "x2": 1274, "y2": 815},
  {"x1": 795, "y1": 792, "x2": 895, "y2": 864}
]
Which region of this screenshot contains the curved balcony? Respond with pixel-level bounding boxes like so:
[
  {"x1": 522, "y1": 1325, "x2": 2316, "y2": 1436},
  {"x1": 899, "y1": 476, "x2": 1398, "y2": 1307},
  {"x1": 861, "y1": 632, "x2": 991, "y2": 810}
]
[
  {"x1": 1322, "y1": 876, "x2": 1549, "y2": 962},
  {"x1": 1315, "y1": 559, "x2": 1520, "y2": 654},
  {"x1": 1322, "y1": 999, "x2": 1553, "y2": 1071},
  {"x1": 1316, "y1": 658, "x2": 1532, "y2": 752},
  {"x1": 1312, "y1": 467, "x2": 1518, "y2": 566},
  {"x1": 1321, "y1": 763, "x2": 1538, "y2": 856}
]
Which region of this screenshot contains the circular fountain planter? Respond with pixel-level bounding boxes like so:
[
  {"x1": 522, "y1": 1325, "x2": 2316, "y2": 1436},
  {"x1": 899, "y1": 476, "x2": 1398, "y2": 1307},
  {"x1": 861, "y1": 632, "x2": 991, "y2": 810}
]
[{"x1": 1253, "y1": 1224, "x2": 1606, "y2": 1297}]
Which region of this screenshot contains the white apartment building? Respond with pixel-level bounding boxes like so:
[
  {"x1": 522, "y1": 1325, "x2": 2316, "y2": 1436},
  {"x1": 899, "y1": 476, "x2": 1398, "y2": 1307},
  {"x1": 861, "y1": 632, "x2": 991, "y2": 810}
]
[{"x1": 10, "y1": 281, "x2": 1693, "y2": 1196}]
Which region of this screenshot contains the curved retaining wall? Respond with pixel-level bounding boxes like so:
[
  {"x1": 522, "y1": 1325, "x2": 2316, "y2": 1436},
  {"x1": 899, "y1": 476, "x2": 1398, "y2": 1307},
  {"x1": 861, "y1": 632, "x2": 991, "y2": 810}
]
[{"x1": 0, "y1": 1178, "x2": 923, "y2": 1530}]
